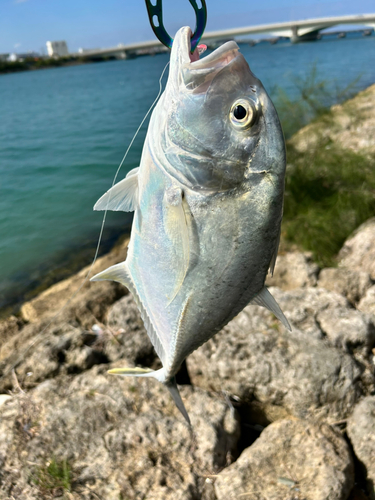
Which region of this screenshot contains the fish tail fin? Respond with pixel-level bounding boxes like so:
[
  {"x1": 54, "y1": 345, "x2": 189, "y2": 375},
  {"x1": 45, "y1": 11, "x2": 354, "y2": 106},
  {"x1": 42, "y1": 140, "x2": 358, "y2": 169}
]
[
  {"x1": 166, "y1": 377, "x2": 191, "y2": 426},
  {"x1": 108, "y1": 368, "x2": 191, "y2": 425}
]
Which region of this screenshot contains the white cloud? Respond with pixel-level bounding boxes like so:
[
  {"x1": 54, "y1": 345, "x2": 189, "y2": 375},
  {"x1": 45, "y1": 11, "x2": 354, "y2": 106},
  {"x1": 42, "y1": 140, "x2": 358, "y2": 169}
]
[{"x1": 14, "y1": 43, "x2": 21, "y2": 48}]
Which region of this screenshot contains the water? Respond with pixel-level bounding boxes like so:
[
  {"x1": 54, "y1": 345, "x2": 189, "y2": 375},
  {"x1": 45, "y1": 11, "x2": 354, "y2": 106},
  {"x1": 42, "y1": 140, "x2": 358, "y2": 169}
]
[{"x1": 0, "y1": 32, "x2": 374, "y2": 311}]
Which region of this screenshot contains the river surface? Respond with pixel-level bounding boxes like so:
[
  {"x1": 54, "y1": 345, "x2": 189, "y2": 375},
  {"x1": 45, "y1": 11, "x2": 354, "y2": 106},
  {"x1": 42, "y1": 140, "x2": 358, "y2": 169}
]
[{"x1": 0, "y1": 32, "x2": 375, "y2": 311}]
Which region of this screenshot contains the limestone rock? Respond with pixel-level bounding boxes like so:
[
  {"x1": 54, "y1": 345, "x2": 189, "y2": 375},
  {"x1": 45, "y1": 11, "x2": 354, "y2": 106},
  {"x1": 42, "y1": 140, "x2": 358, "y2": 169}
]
[
  {"x1": 318, "y1": 268, "x2": 373, "y2": 305},
  {"x1": 188, "y1": 288, "x2": 363, "y2": 421},
  {"x1": 0, "y1": 366, "x2": 240, "y2": 499},
  {"x1": 347, "y1": 396, "x2": 375, "y2": 499},
  {"x1": 266, "y1": 251, "x2": 319, "y2": 290},
  {"x1": 316, "y1": 307, "x2": 375, "y2": 354},
  {"x1": 214, "y1": 419, "x2": 354, "y2": 500},
  {"x1": 19, "y1": 237, "x2": 129, "y2": 326},
  {"x1": 358, "y1": 285, "x2": 375, "y2": 317},
  {"x1": 338, "y1": 218, "x2": 375, "y2": 280}
]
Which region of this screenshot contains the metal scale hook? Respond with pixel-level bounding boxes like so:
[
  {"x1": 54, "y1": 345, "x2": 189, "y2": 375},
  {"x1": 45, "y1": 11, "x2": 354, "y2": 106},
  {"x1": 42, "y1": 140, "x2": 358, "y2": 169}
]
[{"x1": 144, "y1": 0, "x2": 207, "y2": 53}]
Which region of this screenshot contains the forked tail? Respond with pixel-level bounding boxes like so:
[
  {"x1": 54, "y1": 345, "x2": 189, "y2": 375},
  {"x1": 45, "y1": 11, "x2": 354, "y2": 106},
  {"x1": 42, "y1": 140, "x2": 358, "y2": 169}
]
[{"x1": 108, "y1": 366, "x2": 191, "y2": 425}]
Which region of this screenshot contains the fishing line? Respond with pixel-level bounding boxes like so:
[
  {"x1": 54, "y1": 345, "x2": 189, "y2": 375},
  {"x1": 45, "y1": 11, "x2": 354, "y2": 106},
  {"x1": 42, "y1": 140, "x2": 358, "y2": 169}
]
[{"x1": 2, "y1": 60, "x2": 170, "y2": 379}]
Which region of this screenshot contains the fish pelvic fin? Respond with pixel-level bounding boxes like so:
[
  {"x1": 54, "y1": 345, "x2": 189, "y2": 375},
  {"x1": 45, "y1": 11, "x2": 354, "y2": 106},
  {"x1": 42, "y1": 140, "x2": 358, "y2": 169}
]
[
  {"x1": 250, "y1": 286, "x2": 291, "y2": 331},
  {"x1": 108, "y1": 366, "x2": 165, "y2": 381},
  {"x1": 91, "y1": 262, "x2": 166, "y2": 363},
  {"x1": 94, "y1": 167, "x2": 139, "y2": 212},
  {"x1": 166, "y1": 377, "x2": 191, "y2": 426}
]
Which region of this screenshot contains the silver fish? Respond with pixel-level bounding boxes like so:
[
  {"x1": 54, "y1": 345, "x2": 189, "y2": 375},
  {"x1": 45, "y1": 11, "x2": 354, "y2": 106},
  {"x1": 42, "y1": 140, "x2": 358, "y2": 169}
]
[{"x1": 91, "y1": 27, "x2": 290, "y2": 424}]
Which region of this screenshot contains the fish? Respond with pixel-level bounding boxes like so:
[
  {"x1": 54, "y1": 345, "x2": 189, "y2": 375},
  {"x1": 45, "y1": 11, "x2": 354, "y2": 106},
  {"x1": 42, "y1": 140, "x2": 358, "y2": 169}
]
[{"x1": 91, "y1": 26, "x2": 290, "y2": 425}]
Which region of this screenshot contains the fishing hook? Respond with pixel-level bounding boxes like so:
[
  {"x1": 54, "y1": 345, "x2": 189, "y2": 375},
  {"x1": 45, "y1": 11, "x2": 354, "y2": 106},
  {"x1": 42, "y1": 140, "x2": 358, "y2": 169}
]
[{"x1": 144, "y1": 0, "x2": 207, "y2": 53}]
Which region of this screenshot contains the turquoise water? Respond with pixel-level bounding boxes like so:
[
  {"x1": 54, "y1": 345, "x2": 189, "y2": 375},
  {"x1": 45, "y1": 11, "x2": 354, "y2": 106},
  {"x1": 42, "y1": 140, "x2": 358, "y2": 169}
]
[{"x1": 0, "y1": 33, "x2": 375, "y2": 310}]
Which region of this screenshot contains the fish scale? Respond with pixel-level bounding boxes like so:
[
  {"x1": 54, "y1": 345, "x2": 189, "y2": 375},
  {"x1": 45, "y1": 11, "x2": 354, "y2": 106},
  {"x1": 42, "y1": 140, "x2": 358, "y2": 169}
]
[{"x1": 91, "y1": 26, "x2": 290, "y2": 425}]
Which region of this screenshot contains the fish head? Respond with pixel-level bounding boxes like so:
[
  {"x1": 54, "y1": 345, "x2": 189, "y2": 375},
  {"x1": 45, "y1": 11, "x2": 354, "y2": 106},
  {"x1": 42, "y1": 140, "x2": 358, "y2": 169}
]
[{"x1": 153, "y1": 27, "x2": 285, "y2": 191}]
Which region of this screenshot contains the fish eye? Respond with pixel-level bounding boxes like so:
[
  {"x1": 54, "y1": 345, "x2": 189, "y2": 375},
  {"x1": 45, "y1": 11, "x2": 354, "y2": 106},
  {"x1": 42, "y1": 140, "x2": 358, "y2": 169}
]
[{"x1": 230, "y1": 99, "x2": 257, "y2": 129}]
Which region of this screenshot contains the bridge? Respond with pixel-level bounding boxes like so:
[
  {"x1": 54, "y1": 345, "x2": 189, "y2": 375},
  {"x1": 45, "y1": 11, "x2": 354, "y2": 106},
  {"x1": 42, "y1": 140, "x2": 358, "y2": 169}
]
[{"x1": 73, "y1": 13, "x2": 375, "y2": 59}]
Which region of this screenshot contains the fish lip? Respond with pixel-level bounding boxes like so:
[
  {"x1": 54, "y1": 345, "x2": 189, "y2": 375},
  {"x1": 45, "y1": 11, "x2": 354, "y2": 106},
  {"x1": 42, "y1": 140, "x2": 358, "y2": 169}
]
[{"x1": 178, "y1": 27, "x2": 239, "y2": 72}]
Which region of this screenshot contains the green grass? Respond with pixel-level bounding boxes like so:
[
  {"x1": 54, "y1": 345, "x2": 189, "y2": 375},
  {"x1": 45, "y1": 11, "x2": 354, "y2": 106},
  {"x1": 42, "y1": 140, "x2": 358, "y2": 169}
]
[
  {"x1": 269, "y1": 67, "x2": 375, "y2": 267},
  {"x1": 273, "y1": 64, "x2": 360, "y2": 139},
  {"x1": 32, "y1": 457, "x2": 72, "y2": 494},
  {"x1": 282, "y1": 141, "x2": 375, "y2": 267}
]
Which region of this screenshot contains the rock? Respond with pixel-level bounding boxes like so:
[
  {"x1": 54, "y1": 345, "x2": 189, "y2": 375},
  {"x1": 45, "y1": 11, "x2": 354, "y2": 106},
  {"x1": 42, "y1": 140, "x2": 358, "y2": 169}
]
[
  {"x1": 316, "y1": 307, "x2": 375, "y2": 354},
  {"x1": 290, "y1": 83, "x2": 375, "y2": 156},
  {"x1": 188, "y1": 287, "x2": 363, "y2": 421},
  {"x1": 273, "y1": 287, "x2": 350, "y2": 339},
  {"x1": 358, "y1": 285, "x2": 375, "y2": 317},
  {"x1": 0, "y1": 366, "x2": 240, "y2": 499},
  {"x1": 318, "y1": 268, "x2": 373, "y2": 305},
  {"x1": 266, "y1": 251, "x2": 319, "y2": 290},
  {"x1": 347, "y1": 396, "x2": 375, "y2": 499},
  {"x1": 0, "y1": 315, "x2": 22, "y2": 352},
  {"x1": 338, "y1": 218, "x2": 375, "y2": 280},
  {"x1": 105, "y1": 294, "x2": 159, "y2": 369},
  {"x1": 214, "y1": 418, "x2": 354, "y2": 500},
  {"x1": 19, "y1": 238, "x2": 129, "y2": 326}
]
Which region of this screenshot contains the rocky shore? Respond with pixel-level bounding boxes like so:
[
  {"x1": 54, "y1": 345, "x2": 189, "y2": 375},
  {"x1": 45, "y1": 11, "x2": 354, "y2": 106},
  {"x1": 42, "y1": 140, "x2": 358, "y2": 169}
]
[{"x1": 1, "y1": 86, "x2": 375, "y2": 500}]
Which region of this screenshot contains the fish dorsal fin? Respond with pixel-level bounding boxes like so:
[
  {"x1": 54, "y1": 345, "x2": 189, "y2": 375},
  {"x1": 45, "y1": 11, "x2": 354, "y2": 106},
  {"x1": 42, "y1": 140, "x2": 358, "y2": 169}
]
[
  {"x1": 164, "y1": 186, "x2": 190, "y2": 304},
  {"x1": 90, "y1": 262, "x2": 166, "y2": 363},
  {"x1": 250, "y1": 286, "x2": 291, "y2": 331},
  {"x1": 269, "y1": 226, "x2": 281, "y2": 276},
  {"x1": 94, "y1": 167, "x2": 139, "y2": 212}
]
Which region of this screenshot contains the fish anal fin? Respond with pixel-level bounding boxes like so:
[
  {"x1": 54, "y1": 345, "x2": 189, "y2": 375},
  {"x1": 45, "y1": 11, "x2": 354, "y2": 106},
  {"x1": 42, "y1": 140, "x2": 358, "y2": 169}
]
[
  {"x1": 250, "y1": 286, "x2": 291, "y2": 331},
  {"x1": 91, "y1": 263, "x2": 166, "y2": 363},
  {"x1": 94, "y1": 167, "x2": 139, "y2": 212}
]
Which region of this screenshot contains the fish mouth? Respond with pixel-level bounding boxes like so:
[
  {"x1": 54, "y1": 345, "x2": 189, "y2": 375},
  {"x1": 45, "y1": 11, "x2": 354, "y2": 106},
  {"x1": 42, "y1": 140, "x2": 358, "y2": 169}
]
[{"x1": 174, "y1": 27, "x2": 240, "y2": 92}]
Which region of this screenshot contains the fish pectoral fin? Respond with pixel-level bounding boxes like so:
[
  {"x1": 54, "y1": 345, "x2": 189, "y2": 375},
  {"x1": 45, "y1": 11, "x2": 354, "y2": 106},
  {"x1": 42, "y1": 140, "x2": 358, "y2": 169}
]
[
  {"x1": 250, "y1": 286, "x2": 291, "y2": 331},
  {"x1": 164, "y1": 187, "x2": 190, "y2": 304},
  {"x1": 94, "y1": 167, "x2": 139, "y2": 212},
  {"x1": 165, "y1": 377, "x2": 191, "y2": 426},
  {"x1": 91, "y1": 262, "x2": 166, "y2": 366}
]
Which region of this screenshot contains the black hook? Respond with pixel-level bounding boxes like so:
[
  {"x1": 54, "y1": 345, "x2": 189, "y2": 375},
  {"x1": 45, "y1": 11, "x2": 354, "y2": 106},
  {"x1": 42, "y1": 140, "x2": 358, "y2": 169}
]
[{"x1": 144, "y1": 0, "x2": 207, "y2": 53}]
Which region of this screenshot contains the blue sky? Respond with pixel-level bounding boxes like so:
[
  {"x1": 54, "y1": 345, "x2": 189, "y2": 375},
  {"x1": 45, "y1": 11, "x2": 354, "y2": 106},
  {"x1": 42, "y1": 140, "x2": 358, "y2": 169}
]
[{"x1": 0, "y1": 0, "x2": 374, "y2": 54}]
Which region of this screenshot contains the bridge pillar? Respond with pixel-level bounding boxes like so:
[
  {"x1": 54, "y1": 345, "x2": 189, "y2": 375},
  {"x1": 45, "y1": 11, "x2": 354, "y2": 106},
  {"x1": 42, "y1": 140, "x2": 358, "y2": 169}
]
[{"x1": 291, "y1": 26, "x2": 321, "y2": 43}]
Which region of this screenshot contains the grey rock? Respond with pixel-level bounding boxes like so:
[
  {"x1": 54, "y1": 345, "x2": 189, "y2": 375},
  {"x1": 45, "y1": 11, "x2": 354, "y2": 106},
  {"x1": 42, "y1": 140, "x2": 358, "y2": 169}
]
[
  {"x1": 273, "y1": 287, "x2": 349, "y2": 339},
  {"x1": 0, "y1": 366, "x2": 240, "y2": 500},
  {"x1": 347, "y1": 396, "x2": 375, "y2": 499},
  {"x1": 105, "y1": 294, "x2": 159, "y2": 369},
  {"x1": 338, "y1": 218, "x2": 375, "y2": 280},
  {"x1": 0, "y1": 296, "x2": 159, "y2": 393},
  {"x1": 214, "y1": 419, "x2": 354, "y2": 500},
  {"x1": 188, "y1": 288, "x2": 363, "y2": 421},
  {"x1": 358, "y1": 285, "x2": 375, "y2": 317},
  {"x1": 318, "y1": 267, "x2": 373, "y2": 305},
  {"x1": 266, "y1": 251, "x2": 319, "y2": 290},
  {"x1": 316, "y1": 307, "x2": 375, "y2": 354}
]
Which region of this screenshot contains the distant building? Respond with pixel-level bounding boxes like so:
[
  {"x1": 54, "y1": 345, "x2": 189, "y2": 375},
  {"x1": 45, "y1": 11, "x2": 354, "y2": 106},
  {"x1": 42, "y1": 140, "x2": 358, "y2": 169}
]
[
  {"x1": 0, "y1": 53, "x2": 9, "y2": 61},
  {"x1": 7, "y1": 51, "x2": 40, "y2": 62},
  {"x1": 46, "y1": 41, "x2": 69, "y2": 57}
]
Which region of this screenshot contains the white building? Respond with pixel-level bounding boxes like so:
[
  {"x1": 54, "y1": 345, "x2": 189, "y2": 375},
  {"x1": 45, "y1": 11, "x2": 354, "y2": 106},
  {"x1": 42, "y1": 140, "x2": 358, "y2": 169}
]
[{"x1": 46, "y1": 41, "x2": 69, "y2": 57}]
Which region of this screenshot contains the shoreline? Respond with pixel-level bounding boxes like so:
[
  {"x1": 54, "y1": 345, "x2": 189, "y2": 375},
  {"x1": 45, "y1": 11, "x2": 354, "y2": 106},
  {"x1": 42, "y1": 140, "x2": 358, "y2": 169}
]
[{"x1": 0, "y1": 227, "x2": 130, "y2": 319}]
